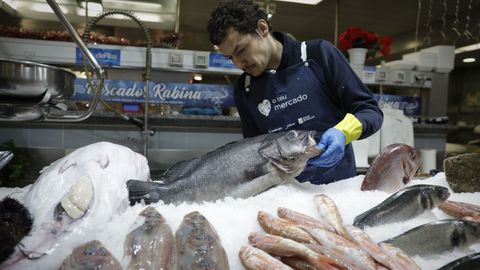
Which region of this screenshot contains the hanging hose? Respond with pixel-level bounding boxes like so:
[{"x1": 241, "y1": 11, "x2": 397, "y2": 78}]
[{"x1": 81, "y1": 9, "x2": 155, "y2": 155}]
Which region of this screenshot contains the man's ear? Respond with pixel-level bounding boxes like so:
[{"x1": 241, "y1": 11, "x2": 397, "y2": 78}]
[{"x1": 256, "y1": 19, "x2": 269, "y2": 37}]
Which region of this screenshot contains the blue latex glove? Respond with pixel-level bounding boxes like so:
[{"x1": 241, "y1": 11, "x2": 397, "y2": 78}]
[{"x1": 308, "y1": 128, "x2": 346, "y2": 167}]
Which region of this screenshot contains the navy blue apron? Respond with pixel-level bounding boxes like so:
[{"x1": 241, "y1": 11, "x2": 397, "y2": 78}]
[{"x1": 241, "y1": 42, "x2": 356, "y2": 184}]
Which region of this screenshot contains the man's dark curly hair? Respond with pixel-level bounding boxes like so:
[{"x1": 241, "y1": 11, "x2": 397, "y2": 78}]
[{"x1": 207, "y1": 0, "x2": 271, "y2": 46}]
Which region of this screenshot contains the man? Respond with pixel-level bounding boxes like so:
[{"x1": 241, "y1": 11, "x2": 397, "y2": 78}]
[{"x1": 207, "y1": 0, "x2": 383, "y2": 184}]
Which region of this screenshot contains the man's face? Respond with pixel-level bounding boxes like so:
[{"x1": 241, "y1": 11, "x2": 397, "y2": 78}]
[{"x1": 217, "y1": 28, "x2": 270, "y2": 77}]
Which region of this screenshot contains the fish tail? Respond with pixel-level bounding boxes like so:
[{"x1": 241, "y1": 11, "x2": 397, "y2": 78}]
[{"x1": 127, "y1": 180, "x2": 164, "y2": 205}]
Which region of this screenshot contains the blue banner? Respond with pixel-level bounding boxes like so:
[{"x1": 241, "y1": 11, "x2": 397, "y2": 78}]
[
  {"x1": 208, "y1": 52, "x2": 237, "y2": 69},
  {"x1": 75, "y1": 47, "x2": 121, "y2": 66},
  {"x1": 374, "y1": 94, "x2": 422, "y2": 116},
  {"x1": 72, "y1": 79, "x2": 235, "y2": 107}
]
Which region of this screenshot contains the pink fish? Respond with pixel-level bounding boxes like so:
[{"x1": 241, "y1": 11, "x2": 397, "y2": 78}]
[
  {"x1": 239, "y1": 244, "x2": 293, "y2": 270},
  {"x1": 361, "y1": 144, "x2": 421, "y2": 193}
]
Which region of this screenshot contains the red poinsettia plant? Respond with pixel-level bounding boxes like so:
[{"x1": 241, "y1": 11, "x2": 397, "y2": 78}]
[{"x1": 338, "y1": 26, "x2": 392, "y2": 59}]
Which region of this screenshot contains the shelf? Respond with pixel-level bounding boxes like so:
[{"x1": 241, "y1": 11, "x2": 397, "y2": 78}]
[{"x1": 0, "y1": 37, "x2": 242, "y2": 75}]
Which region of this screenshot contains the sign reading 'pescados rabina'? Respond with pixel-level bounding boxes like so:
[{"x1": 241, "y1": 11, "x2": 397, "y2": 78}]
[{"x1": 72, "y1": 79, "x2": 235, "y2": 107}]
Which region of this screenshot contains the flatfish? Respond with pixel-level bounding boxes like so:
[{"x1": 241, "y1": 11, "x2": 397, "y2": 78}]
[
  {"x1": 124, "y1": 207, "x2": 175, "y2": 270},
  {"x1": 176, "y1": 211, "x2": 229, "y2": 270},
  {"x1": 59, "y1": 240, "x2": 122, "y2": 270}
]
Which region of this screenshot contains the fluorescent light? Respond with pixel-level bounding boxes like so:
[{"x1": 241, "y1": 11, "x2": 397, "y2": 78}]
[
  {"x1": 463, "y1": 57, "x2": 476, "y2": 63},
  {"x1": 455, "y1": 43, "x2": 480, "y2": 54},
  {"x1": 275, "y1": 0, "x2": 322, "y2": 4}
]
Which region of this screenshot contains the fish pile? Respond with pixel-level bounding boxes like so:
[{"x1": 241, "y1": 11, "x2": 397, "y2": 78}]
[
  {"x1": 127, "y1": 130, "x2": 320, "y2": 205},
  {"x1": 361, "y1": 143, "x2": 421, "y2": 193},
  {"x1": 54, "y1": 208, "x2": 229, "y2": 270},
  {"x1": 239, "y1": 193, "x2": 421, "y2": 270}
]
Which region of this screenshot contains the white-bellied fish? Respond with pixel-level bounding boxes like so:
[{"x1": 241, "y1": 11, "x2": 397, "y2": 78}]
[
  {"x1": 354, "y1": 184, "x2": 450, "y2": 229},
  {"x1": 361, "y1": 144, "x2": 421, "y2": 192},
  {"x1": 382, "y1": 219, "x2": 480, "y2": 256},
  {"x1": 124, "y1": 207, "x2": 175, "y2": 270},
  {"x1": 128, "y1": 130, "x2": 320, "y2": 205},
  {"x1": 176, "y1": 211, "x2": 229, "y2": 270}
]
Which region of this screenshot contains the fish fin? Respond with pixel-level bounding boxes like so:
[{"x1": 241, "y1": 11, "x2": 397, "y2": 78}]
[
  {"x1": 157, "y1": 159, "x2": 197, "y2": 183},
  {"x1": 244, "y1": 163, "x2": 270, "y2": 180},
  {"x1": 127, "y1": 180, "x2": 169, "y2": 205}
]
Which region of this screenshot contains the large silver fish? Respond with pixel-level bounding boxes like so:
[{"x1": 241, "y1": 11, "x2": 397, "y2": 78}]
[
  {"x1": 0, "y1": 142, "x2": 149, "y2": 269},
  {"x1": 59, "y1": 240, "x2": 122, "y2": 270},
  {"x1": 175, "y1": 211, "x2": 229, "y2": 270},
  {"x1": 361, "y1": 143, "x2": 422, "y2": 193},
  {"x1": 128, "y1": 130, "x2": 320, "y2": 205},
  {"x1": 124, "y1": 207, "x2": 176, "y2": 270},
  {"x1": 382, "y1": 219, "x2": 480, "y2": 256},
  {"x1": 354, "y1": 184, "x2": 450, "y2": 229}
]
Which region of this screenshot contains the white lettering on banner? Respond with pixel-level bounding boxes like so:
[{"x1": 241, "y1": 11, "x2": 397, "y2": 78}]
[
  {"x1": 83, "y1": 82, "x2": 206, "y2": 102},
  {"x1": 153, "y1": 84, "x2": 203, "y2": 101},
  {"x1": 273, "y1": 94, "x2": 308, "y2": 111}
]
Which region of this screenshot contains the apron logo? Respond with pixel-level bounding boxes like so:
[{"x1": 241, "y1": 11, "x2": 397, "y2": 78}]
[{"x1": 258, "y1": 99, "x2": 271, "y2": 117}]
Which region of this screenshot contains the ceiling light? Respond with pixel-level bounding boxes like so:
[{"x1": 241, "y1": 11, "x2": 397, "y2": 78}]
[
  {"x1": 275, "y1": 0, "x2": 323, "y2": 5},
  {"x1": 455, "y1": 43, "x2": 480, "y2": 54},
  {"x1": 463, "y1": 57, "x2": 476, "y2": 63},
  {"x1": 193, "y1": 74, "x2": 202, "y2": 81}
]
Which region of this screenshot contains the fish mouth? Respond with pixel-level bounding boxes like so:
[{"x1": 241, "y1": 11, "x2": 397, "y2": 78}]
[{"x1": 305, "y1": 131, "x2": 322, "y2": 157}]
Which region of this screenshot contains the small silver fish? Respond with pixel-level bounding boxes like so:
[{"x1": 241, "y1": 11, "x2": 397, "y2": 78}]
[
  {"x1": 354, "y1": 184, "x2": 450, "y2": 229},
  {"x1": 382, "y1": 219, "x2": 480, "y2": 256}
]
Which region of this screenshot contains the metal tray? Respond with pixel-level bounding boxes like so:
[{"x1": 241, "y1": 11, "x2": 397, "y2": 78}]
[{"x1": 0, "y1": 57, "x2": 76, "y2": 104}]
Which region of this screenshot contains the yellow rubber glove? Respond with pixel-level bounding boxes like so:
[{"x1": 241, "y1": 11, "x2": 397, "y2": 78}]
[{"x1": 334, "y1": 113, "x2": 363, "y2": 145}]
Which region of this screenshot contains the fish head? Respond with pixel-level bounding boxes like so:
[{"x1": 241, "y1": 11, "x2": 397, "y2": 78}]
[
  {"x1": 63, "y1": 240, "x2": 116, "y2": 269},
  {"x1": 434, "y1": 186, "x2": 451, "y2": 202},
  {"x1": 259, "y1": 130, "x2": 320, "y2": 175},
  {"x1": 139, "y1": 206, "x2": 166, "y2": 226},
  {"x1": 399, "y1": 144, "x2": 422, "y2": 179}
]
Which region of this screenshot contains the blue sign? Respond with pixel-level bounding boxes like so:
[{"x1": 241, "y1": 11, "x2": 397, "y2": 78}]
[
  {"x1": 72, "y1": 79, "x2": 235, "y2": 107},
  {"x1": 75, "y1": 47, "x2": 121, "y2": 66},
  {"x1": 374, "y1": 94, "x2": 422, "y2": 116},
  {"x1": 208, "y1": 52, "x2": 237, "y2": 69}
]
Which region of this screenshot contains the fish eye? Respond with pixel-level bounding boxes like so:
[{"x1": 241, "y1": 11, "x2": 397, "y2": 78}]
[
  {"x1": 286, "y1": 131, "x2": 298, "y2": 140},
  {"x1": 410, "y1": 151, "x2": 416, "y2": 159}
]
